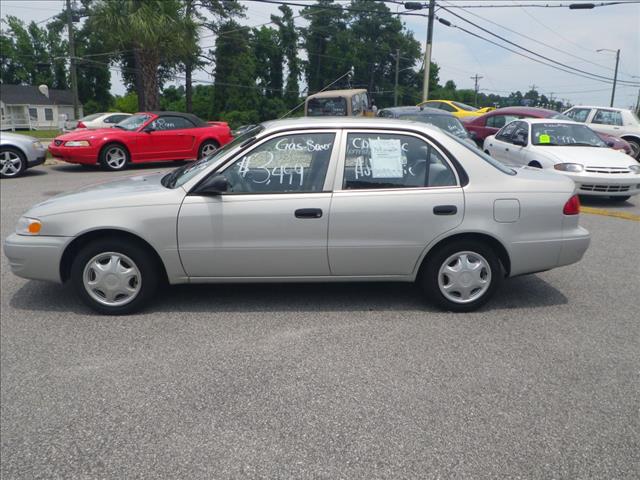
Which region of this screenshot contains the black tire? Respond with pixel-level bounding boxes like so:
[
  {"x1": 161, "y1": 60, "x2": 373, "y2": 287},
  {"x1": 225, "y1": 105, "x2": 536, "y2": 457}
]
[
  {"x1": 100, "y1": 143, "x2": 130, "y2": 171},
  {"x1": 624, "y1": 138, "x2": 639, "y2": 160},
  {"x1": 0, "y1": 146, "x2": 27, "y2": 178},
  {"x1": 198, "y1": 139, "x2": 219, "y2": 159},
  {"x1": 609, "y1": 195, "x2": 630, "y2": 202},
  {"x1": 70, "y1": 238, "x2": 159, "y2": 315},
  {"x1": 419, "y1": 240, "x2": 502, "y2": 312}
]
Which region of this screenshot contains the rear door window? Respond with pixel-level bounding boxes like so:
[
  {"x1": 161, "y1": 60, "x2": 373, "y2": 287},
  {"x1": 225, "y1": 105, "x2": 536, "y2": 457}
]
[{"x1": 592, "y1": 109, "x2": 623, "y2": 126}]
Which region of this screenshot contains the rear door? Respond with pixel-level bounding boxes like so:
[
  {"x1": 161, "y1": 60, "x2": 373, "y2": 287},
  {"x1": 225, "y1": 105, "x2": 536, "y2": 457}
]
[
  {"x1": 328, "y1": 130, "x2": 464, "y2": 276},
  {"x1": 178, "y1": 130, "x2": 339, "y2": 278},
  {"x1": 589, "y1": 109, "x2": 624, "y2": 136}
]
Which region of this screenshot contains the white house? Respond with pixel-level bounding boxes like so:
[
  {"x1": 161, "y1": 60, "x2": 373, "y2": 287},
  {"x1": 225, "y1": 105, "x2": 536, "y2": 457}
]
[{"x1": 0, "y1": 84, "x2": 83, "y2": 131}]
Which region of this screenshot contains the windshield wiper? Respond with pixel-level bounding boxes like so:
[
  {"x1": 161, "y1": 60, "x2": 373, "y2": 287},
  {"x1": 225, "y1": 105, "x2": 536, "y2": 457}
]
[{"x1": 565, "y1": 142, "x2": 599, "y2": 147}]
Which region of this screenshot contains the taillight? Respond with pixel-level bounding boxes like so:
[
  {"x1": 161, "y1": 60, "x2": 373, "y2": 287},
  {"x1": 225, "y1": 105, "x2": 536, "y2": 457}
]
[
  {"x1": 563, "y1": 195, "x2": 580, "y2": 215},
  {"x1": 76, "y1": 121, "x2": 86, "y2": 128}
]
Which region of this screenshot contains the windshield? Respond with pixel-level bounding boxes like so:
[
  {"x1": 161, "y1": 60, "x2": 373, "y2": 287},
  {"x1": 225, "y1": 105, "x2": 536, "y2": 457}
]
[
  {"x1": 306, "y1": 97, "x2": 348, "y2": 116},
  {"x1": 532, "y1": 123, "x2": 606, "y2": 147},
  {"x1": 115, "y1": 113, "x2": 152, "y2": 131},
  {"x1": 550, "y1": 113, "x2": 573, "y2": 121},
  {"x1": 452, "y1": 101, "x2": 477, "y2": 112},
  {"x1": 401, "y1": 114, "x2": 469, "y2": 139},
  {"x1": 162, "y1": 125, "x2": 265, "y2": 189}
]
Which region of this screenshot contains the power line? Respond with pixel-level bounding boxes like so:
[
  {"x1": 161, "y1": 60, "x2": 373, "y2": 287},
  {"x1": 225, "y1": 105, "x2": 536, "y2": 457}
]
[{"x1": 439, "y1": 6, "x2": 640, "y2": 86}]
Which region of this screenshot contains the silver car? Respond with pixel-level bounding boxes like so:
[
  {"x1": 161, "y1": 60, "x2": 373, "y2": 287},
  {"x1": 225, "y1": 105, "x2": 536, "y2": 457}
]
[
  {"x1": 0, "y1": 132, "x2": 47, "y2": 178},
  {"x1": 4, "y1": 118, "x2": 590, "y2": 314}
]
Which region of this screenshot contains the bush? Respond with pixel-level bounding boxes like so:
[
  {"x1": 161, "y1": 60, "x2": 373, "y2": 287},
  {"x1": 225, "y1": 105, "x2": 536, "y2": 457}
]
[{"x1": 219, "y1": 110, "x2": 260, "y2": 129}]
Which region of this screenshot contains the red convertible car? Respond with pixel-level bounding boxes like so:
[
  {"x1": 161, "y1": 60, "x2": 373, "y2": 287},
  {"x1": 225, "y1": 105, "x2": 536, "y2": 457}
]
[
  {"x1": 49, "y1": 111, "x2": 233, "y2": 170},
  {"x1": 463, "y1": 106, "x2": 632, "y2": 155}
]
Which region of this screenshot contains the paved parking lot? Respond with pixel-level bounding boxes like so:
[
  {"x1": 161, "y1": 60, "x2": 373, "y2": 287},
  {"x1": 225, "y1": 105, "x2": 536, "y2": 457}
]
[{"x1": 1, "y1": 164, "x2": 639, "y2": 479}]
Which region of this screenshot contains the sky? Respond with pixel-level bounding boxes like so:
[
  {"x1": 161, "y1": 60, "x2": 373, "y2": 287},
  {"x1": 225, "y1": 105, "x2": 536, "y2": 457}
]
[{"x1": 1, "y1": 0, "x2": 639, "y2": 109}]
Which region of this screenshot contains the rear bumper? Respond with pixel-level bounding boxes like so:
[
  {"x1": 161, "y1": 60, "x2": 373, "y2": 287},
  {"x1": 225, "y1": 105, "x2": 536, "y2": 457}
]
[
  {"x1": 3, "y1": 233, "x2": 70, "y2": 283},
  {"x1": 557, "y1": 226, "x2": 590, "y2": 267},
  {"x1": 48, "y1": 145, "x2": 98, "y2": 165}
]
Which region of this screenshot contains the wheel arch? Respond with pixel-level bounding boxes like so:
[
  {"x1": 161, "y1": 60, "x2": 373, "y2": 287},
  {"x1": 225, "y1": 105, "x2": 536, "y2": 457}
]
[
  {"x1": 416, "y1": 232, "x2": 511, "y2": 279},
  {"x1": 60, "y1": 228, "x2": 168, "y2": 284},
  {"x1": 0, "y1": 144, "x2": 27, "y2": 157},
  {"x1": 620, "y1": 134, "x2": 640, "y2": 143}
]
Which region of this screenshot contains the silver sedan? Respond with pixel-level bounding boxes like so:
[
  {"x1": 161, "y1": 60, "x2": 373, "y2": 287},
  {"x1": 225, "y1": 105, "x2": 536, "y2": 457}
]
[
  {"x1": 0, "y1": 132, "x2": 47, "y2": 178},
  {"x1": 4, "y1": 118, "x2": 590, "y2": 314}
]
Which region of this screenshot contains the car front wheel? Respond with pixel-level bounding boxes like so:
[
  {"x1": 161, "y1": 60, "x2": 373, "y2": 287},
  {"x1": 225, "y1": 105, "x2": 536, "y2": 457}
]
[
  {"x1": 0, "y1": 147, "x2": 26, "y2": 178},
  {"x1": 420, "y1": 240, "x2": 502, "y2": 312},
  {"x1": 198, "y1": 140, "x2": 219, "y2": 159},
  {"x1": 100, "y1": 144, "x2": 129, "y2": 171},
  {"x1": 71, "y1": 238, "x2": 159, "y2": 314}
]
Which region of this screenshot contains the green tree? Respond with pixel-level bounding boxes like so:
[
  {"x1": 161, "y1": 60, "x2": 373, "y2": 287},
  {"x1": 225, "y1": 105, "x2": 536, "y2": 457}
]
[
  {"x1": 272, "y1": 5, "x2": 300, "y2": 107},
  {"x1": 89, "y1": 0, "x2": 197, "y2": 110},
  {"x1": 251, "y1": 26, "x2": 282, "y2": 98}
]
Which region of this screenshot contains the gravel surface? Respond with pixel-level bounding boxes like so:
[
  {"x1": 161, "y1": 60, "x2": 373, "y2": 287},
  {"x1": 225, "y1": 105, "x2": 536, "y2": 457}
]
[{"x1": 1, "y1": 164, "x2": 639, "y2": 479}]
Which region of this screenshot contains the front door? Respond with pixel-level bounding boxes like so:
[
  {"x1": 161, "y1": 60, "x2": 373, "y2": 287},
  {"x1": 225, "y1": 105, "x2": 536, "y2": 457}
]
[
  {"x1": 178, "y1": 131, "x2": 339, "y2": 278},
  {"x1": 140, "y1": 115, "x2": 197, "y2": 161},
  {"x1": 328, "y1": 130, "x2": 464, "y2": 276}
]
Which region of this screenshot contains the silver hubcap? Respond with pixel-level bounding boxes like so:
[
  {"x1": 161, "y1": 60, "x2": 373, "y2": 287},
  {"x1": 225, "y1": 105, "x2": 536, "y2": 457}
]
[
  {"x1": 1, "y1": 151, "x2": 23, "y2": 176},
  {"x1": 438, "y1": 251, "x2": 492, "y2": 304},
  {"x1": 105, "y1": 147, "x2": 126, "y2": 169},
  {"x1": 83, "y1": 252, "x2": 141, "y2": 307},
  {"x1": 200, "y1": 143, "x2": 217, "y2": 158}
]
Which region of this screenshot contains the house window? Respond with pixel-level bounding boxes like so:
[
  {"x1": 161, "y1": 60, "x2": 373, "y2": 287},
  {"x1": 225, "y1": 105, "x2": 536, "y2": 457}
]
[
  {"x1": 29, "y1": 108, "x2": 38, "y2": 121},
  {"x1": 45, "y1": 108, "x2": 53, "y2": 121}
]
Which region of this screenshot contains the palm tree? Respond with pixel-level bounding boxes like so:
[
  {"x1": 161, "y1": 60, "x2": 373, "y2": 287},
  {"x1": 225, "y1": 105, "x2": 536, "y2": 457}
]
[{"x1": 90, "y1": 0, "x2": 197, "y2": 110}]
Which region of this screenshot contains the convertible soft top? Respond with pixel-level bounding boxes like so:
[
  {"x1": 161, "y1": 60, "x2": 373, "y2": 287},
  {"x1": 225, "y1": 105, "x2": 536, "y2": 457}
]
[{"x1": 145, "y1": 111, "x2": 208, "y2": 127}]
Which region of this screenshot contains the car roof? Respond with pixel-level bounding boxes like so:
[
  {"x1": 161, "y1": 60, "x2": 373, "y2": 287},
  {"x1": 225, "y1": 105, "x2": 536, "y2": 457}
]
[
  {"x1": 568, "y1": 105, "x2": 629, "y2": 112},
  {"x1": 142, "y1": 111, "x2": 206, "y2": 126},
  {"x1": 486, "y1": 106, "x2": 558, "y2": 116},
  {"x1": 380, "y1": 106, "x2": 450, "y2": 116},
  {"x1": 521, "y1": 118, "x2": 579, "y2": 125},
  {"x1": 306, "y1": 89, "x2": 368, "y2": 99},
  {"x1": 261, "y1": 116, "x2": 444, "y2": 135}
]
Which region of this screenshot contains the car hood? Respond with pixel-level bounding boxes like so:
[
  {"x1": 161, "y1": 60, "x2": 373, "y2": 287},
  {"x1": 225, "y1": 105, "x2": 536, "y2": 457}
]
[
  {"x1": 55, "y1": 128, "x2": 129, "y2": 141},
  {"x1": 26, "y1": 172, "x2": 184, "y2": 218},
  {"x1": 537, "y1": 146, "x2": 635, "y2": 167}
]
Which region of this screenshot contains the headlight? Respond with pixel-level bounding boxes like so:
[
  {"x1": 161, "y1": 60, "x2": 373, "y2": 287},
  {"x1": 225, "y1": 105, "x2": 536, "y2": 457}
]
[
  {"x1": 16, "y1": 217, "x2": 42, "y2": 235},
  {"x1": 32, "y1": 140, "x2": 43, "y2": 149},
  {"x1": 554, "y1": 163, "x2": 584, "y2": 173},
  {"x1": 629, "y1": 164, "x2": 640, "y2": 174},
  {"x1": 64, "y1": 140, "x2": 90, "y2": 147}
]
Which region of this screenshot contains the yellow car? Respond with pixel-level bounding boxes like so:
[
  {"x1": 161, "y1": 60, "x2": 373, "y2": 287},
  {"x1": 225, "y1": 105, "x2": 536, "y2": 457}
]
[{"x1": 416, "y1": 99, "x2": 493, "y2": 119}]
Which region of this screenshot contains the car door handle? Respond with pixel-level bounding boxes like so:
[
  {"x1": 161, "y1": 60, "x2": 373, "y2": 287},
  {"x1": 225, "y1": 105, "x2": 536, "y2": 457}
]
[
  {"x1": 433, "y1": 205, "x2": 457, "y2": 216},
  {"x1": 295, "y1": 208, "x2": 323, "y2": 219},
  {"x1": 505, "y1": 147, "x2": 510, "y2": 151}
]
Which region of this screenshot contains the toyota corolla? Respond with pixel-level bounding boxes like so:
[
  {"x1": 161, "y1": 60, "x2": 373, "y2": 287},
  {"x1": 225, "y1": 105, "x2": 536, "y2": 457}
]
[{"x1": 5, "y1": 118, "x2": 590, "y2": 314}]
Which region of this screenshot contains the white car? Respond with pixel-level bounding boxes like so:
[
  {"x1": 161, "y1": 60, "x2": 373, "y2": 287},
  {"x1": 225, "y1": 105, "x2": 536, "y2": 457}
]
[
  {"x1": 563, "y1": 106, "x2": 640, "y2": 160},
  {"x1": 66, "y1": 112, "x2": 132, "y2": 131},
  {"x1": 483, "y1": 119, "x2": 640, "y2": 201}
]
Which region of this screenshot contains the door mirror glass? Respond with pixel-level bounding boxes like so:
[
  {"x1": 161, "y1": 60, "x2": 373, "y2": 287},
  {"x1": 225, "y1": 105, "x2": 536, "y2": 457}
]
[{"x1": 196, "y1": 174, "x2": 228, "y2": 195}]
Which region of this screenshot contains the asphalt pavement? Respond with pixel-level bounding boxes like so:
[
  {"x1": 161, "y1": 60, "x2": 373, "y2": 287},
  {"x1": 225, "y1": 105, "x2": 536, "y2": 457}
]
[{"x1": 1, "y1": 163, "x2": 639, "y2": 479}]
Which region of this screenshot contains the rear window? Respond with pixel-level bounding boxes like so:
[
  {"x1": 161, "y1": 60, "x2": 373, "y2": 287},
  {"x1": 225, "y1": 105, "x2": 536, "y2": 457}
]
[{"x1": 306, "y1": 97, "x2": 348, "y2": 116}]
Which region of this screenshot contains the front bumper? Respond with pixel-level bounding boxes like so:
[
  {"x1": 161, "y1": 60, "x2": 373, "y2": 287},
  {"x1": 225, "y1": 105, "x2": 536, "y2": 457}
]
[
  {"x1": 28, "y1": 153, "x2": 46, "y2": 167},
  {"x1": 48, "y1": 144, "x2": 98, "y2": 165},
  {"x1": 3, "y1": 233, "x2": 70, "y2": 283},
  {"x1": 562, "y1": 172, "x2": 640, "y2": 197}
]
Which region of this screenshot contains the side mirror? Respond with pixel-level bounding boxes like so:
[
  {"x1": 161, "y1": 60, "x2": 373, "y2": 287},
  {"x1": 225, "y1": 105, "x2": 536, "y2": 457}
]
[
  {"x1": 143, "y1": 126, "x2": 155, "y2": 133},
  {"x1": 606, "y1": 140, "x2": 615, "y2": 147},
  {"x1": 195, "y1": 174, "x2": 228, "y2": 195}
]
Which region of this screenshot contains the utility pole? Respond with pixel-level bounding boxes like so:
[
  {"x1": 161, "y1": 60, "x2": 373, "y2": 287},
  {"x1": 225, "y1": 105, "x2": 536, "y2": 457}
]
[
  {"x1": 610, "y1": 49, "x2": 620, "y2": 107},
  {"x1": 394, "y1": 49, "x2": 400, "y2": 107},
  {"x1": 423, "y1": 0, "x2": 436, "y2": 102},
  {"x1": 66, "y1": 0, "x2": 79, "y2": 120},
  {"x1": 470, "y1": 73, "x2": 483, "y2": 107}
]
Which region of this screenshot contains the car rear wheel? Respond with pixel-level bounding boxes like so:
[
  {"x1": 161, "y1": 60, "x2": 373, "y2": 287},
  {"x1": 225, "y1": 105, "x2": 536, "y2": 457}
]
[
  {"x1": 420, "y1": 240, "x2": 501, "y2": 312},
  {"x1": 0, "y1": 147, "x2": 26, "y2": 178},
  {"x1": 71, "y1": 238, "x2": 159, "y2": 315},
  {"x1": 198, "y1": 140, "x2": 219, "y2": 159},
  {"x1": 100, "y1": 144, "x2": 129, "y2": 171}
]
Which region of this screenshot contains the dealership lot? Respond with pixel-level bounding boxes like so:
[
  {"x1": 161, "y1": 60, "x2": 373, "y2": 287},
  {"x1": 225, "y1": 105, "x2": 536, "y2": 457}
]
[{"x1": 1, "y1": 165, "x2": 639, "y2": 478}]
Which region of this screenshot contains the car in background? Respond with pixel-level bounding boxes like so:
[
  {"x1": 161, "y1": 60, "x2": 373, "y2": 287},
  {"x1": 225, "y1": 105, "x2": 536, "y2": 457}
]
[
  {"x1": 464, "y1": 106, "x2": 632, "y2": 155},
  {"x1": 305, "y1": 89, "x2": 374, "y2": 117},
  {"x1": 483, "y1": 119, "x2": 640, "y2": 201},
  {"x1": 416, "y1": 100, "x2": 492, "y2": 119},
  {"x1": 377, "y1": 106, "x2": 477, "y2": 147},
  {"x1": 563, "y1": 106, "x2": 640, "y2": 159},
  {"x1": 65, "y1": 112, "x2": 132, "y2": 131},
  {"x1": 0, "y1": 132, "x2": 47, "y2": 179},
  {"x1": 5, "y1": 117, "x2": 590, "y2": 314},
  {"x1": 49, "y1": 111, "x2": 233, "y2": 171}
]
